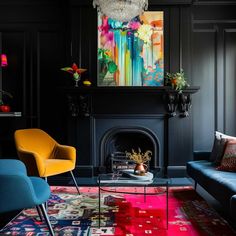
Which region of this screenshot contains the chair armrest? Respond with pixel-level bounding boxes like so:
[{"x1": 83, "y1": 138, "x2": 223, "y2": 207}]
[
  {"x1": 16, "y1": 149, "x2": 46, "y2": 177},
  {"x1": 0, "y1": 159, "x2": 27, "y2": 175},
  {"x1": 193, "y1": 151, "x2": 211, "y2": 161},
  {"x1": 0, "y1": 173, "x2": 38, "y2": 212},
  {"x1": 54, "y1": 144, "x2": 76, "y2": 163}
]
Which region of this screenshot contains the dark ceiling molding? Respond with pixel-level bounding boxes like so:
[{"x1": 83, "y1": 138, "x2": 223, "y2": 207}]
[
  {"x1": 69, "y1": 0, "x2": 193, "y2": 7},
  {"x1": 193, "y1": 0, "x2": 236, "y2": 5},
  {"x1": 0, "y1": 0, "x2": 63, "y2": 6},
  {"x1": 149, "y1": 0, "x2": 193, "y2": 5}
]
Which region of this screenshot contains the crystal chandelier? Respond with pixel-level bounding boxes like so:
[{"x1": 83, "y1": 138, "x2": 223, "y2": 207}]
[{"x1": 93, "y1": 0, "x2": 148, "y2": 22}]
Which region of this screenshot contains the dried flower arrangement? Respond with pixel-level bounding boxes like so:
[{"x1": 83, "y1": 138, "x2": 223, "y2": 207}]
[{"x1": 126, "y1": 148, "x2": 152, "y2": 164}]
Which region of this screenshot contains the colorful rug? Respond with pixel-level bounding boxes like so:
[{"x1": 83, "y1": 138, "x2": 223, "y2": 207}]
[{"x1": 0, "y1": 186, "x2": 235, "y2": 236}]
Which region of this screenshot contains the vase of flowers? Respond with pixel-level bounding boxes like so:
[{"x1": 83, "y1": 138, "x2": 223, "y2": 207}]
[
  {"x1": 0, "y1": 89, "x2": 13, "y2": 112},
  {"x1": 61, "y1": 63, "x2": 87, "y2": 87},
  {"x1": 165, "y1": 69, "x2": 189, "y2": 92},
  {"x1": 126, "y1": 148, "x2": 152, "y2": 176}
]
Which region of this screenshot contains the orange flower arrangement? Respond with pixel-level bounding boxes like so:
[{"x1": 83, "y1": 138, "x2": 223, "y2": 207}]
[{"x1": 165, "y1": 69, "x2": 189, "y2": 92}]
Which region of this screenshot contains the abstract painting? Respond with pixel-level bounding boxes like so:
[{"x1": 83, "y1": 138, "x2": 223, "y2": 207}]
[{"x1": 97, "y1": 11, "x2": 164, "y2": 86}]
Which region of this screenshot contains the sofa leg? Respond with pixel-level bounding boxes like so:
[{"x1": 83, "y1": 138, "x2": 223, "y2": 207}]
[{"x1": 194, "y1": 181, "x2": 197, "y2": 190}]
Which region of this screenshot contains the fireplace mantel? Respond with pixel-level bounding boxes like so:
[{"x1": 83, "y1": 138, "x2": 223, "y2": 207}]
[
  {"x1": 61, "y1": 86, "x2": 200, "y2": 94},
  {"x1": 62, "y1": 86, "x2": 200, "y2": 176},
  {"x1": 61, "y1": 86, "x2": 200, "y2": 117}
]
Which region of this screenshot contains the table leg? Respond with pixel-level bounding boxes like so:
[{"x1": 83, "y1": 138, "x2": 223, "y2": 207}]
[
  {"x1": 98, "y1": 176, "x2": 101, "y2": 228},
  {"x1": 144, "y1": 185, "x2": 147, "y2": 202},
  {"x1": 166, "y1": 181, "x2": 169, "y2": 230}
]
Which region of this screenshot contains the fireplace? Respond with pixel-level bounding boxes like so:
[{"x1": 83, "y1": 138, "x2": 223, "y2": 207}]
[
  {"x1": 101, "y1": 127, "x2": 160, "y2": 172},
  {"x1": 91, "y1": 114, "x2": 165, "y2": 174},
  {"x1": 65, "y1": 87, "x2": 199, "y2": 177}
]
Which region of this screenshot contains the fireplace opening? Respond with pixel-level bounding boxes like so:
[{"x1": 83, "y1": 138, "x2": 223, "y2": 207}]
[{"x1": 100, "y1": 127, "x2": 161, "y2": 172}]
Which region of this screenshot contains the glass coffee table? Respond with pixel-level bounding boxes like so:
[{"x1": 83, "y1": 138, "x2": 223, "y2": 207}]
[{"x1": 97, "y1": 170, "x2": 171, "y2": 230}]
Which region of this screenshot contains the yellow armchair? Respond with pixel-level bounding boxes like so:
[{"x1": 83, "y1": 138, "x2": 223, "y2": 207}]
[{"x1": 14, "y1": 128, "x2": 80, "y2": 193}]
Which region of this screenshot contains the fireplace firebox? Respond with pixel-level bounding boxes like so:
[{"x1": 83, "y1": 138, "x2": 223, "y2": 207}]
[
  {"x1": 91, "y1": 114, "x2": 165, "y2": 174},
  {"x1": 101, "y1": 127, "x2": 159, "y2": 172}
]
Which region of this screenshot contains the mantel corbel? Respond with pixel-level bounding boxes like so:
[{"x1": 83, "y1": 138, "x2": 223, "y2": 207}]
[
  {"x1": 67, "y1": 94, "x2": 91, "y2": 117},
  {"x1": 164, "y1": 86, "x2": 199, "y2": 117}
]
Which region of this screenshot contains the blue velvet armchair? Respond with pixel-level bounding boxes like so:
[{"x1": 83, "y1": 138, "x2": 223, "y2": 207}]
[{"x1": 0, "y1": 159, "x2": 55, "y2": 236}]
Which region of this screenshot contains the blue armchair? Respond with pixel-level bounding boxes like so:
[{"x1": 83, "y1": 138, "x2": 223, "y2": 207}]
[{"x1": 0, "y1": 159, "x2": 55, "y2": 236}]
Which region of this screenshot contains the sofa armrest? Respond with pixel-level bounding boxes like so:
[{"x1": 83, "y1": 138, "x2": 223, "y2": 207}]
[
  {"x1": 230, "y1": 195, "x2": 236, "y2": 222},
  {"x1": 193, "y1": 151, "x2": 211, "y2": 161}
]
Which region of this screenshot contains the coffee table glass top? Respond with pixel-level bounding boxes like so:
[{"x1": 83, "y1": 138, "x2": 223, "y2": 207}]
[{"x1": 98, "y1": 168, "x2": 171, "y2": 186}]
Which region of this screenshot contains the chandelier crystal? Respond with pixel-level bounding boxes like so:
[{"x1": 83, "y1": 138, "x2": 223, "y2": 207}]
[{"x1": 93, "y1": 0, "x2": 148, "y2": 22}]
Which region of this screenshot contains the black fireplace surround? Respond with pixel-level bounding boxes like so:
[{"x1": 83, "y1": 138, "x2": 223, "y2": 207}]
[
  {"x1": 65, "y1": 87, "x2": 199, "y2": 177},
  {"x1": 94, "y1": 116, "x2": 164, "y2": 173}
]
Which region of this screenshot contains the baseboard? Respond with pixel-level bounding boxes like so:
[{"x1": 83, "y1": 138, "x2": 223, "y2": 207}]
[
  {"x1": 167, "y1": 166, "x2": 187, "y2": 177},
  {"x1": 74, "y1": 165, "x2": 94, "y2": 177}
]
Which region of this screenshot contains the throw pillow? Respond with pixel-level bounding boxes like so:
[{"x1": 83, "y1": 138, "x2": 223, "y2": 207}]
[
  {"x1": 216, "y1": 131, "x2": 236, "y2": 141},
  {"x1": 217, "y1": 140, "x2": 236, "y2": 172},
  {"x1": 209, "y1": 132, "x2": 227, "y2": 165}
]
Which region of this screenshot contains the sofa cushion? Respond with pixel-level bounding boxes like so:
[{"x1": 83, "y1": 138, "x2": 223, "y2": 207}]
[
  {"x1": 187, "y1": 160, "x2": 236, "y2": 210},
  {"x1": 209, "y1": 133, "x2": 227, "y2": 165},
  {"x1": 217, "y1": 140, "x2": 236, "y2": 172},
  {"x1": 216, "y1": 131, "x2": 236, "y2": 141}
]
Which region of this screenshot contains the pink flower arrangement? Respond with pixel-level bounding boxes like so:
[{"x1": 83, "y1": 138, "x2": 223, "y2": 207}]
[{"x1": 129, "y1": 21, "x2": 141, "y2": 30}]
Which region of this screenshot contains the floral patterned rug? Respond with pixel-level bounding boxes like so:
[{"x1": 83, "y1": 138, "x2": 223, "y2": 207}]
[{"x1": 0, "y1": 186, "x2": 235, "y2": 236}]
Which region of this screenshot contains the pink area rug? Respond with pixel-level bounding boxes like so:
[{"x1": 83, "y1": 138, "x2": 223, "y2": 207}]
[{"x1": 0, "y1": 186, "x2": 235, "y2": 235}]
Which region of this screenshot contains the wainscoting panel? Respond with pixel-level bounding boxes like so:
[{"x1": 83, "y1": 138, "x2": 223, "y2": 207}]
[
  {"x1": 224, "y1": 28, "x2": 236, "y2": 135},
  {"x1": 191, "y1": 28, "x2": 216, "y2": 151},
  {"x1": 1, "y1": 31, "x2": 26, "y2": 113},
  {"x1": 37, "y1": 30, "x2": 67, "y2": 141},
  {"x1": 191, "y1": 3, "x2": 236, "y2": 151}
]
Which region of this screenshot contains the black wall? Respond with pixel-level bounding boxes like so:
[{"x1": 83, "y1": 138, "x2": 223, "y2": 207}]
[
  {"x1": 191, "y1": 2, "x2": 236, "y2": 151},
  {"x1": 0, "y1": 0, "x2": 236, "y2": 176}
]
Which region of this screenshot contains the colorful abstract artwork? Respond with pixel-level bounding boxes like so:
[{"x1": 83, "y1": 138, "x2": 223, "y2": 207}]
[{"x1": 98, "y1": 11, "x2": 164, "y2": 86}]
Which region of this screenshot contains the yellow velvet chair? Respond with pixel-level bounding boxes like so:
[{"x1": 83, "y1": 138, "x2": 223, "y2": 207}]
[{"x1": 14, "y1": 128, "x2": 80, "y2": 193}]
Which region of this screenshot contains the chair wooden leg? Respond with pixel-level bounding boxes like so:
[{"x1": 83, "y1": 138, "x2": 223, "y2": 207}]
[
  {"x1": 36, "y1": 205, "x2": 43, "y2": 221},
  {"x1": 39, "y1": 204, "x2": 55, "y2": 236},
  {"x1": 70, "y1": 170, "x2": 80, "y2": 194}
]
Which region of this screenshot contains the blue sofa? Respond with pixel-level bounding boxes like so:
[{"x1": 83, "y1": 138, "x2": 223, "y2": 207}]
[{"x1": 187, "y1": 152, "x2": 236, "y2": 223}]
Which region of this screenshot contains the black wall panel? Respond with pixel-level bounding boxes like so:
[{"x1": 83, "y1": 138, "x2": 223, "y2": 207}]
[
  {"x1": 191, "y1": 4, "x2": 236, "y2": 151},
  {"x1": 38, "y1": 30, "x2": 67, "y2": 142},
  {"x1": 2, "y1": 32, "x2": 26, "y2": 112},
  {"x1": 0, "y1": 0, "x2": 68, "y2": 157},
  {"x1": 0, "y1": 0, "x2": 236, "y2": 176},
  {"x1": 192, "y1": 30, "x2": 216, "y2": 150},
  {"x1": 225, "y1": 29, "x2": 236, "y2": 135},
  {"x1": 70, "y1": 6, "x2": 97, "y2": 81}
]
